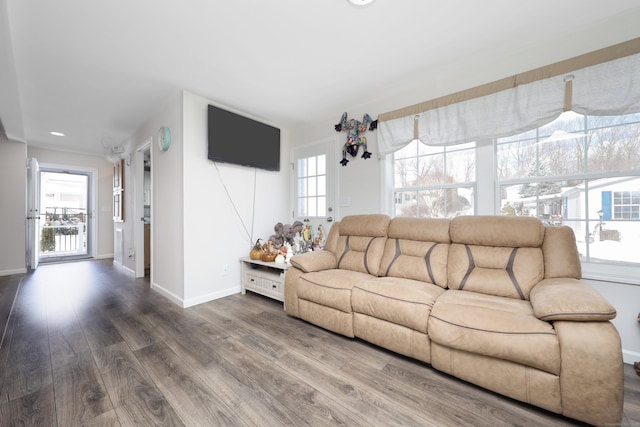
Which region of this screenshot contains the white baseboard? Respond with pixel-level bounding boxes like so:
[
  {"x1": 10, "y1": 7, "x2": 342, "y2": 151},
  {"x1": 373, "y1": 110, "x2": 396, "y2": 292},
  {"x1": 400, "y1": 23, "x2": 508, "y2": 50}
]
[
  {"x1": 623, "y1": 349, "x2": 640, "y2": 365},
  {"x1": 0, "y1": 267, "x2": 27, "y2": 277},
  {"x1": 150, "y1": 283, "x2": 184, "y2": 306},
  {"x1": 182, "y1": 286, "x2": 241, "y2": 308},
  {"x1": 150, "y1": 283, "x2": 241, "y2": 308},
  {"x1": 112, "y1": 260, "x2": 135, "y2": 276},
  {"x1": 96, "y1": 253, "x2": 114, "y2": 260}
]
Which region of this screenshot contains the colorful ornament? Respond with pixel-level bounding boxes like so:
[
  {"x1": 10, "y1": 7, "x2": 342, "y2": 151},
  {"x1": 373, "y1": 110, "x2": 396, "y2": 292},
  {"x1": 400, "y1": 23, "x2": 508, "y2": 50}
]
[{"x1": 335, "y1": 112, "x2": 377, "y2": 166}]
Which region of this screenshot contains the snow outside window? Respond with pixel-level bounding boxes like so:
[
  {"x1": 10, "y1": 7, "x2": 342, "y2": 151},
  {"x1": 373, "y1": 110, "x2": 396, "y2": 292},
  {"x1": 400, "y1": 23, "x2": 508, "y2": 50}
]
[
  {"x1": 392, "y1": 140, "x2": 475, "y2": 218},
  {"x1": 497, "y1": 111, "x2": 640, "y2": 269}
]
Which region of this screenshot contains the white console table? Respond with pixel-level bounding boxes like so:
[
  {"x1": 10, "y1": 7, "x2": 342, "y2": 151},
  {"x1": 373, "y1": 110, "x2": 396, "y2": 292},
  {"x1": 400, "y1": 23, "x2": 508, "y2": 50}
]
[{"x1": 240, "y1": 257, "x2": 291, "y2": 304}]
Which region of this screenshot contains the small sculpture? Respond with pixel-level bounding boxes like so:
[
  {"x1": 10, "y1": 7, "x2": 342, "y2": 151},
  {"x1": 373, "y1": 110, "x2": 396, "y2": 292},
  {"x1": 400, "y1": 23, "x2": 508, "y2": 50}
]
[
  {"x1": 282, "y1": 241, "x2": 293, "y2": 263},
  {"x1": 335, "y1": 112, "x2": 377, "y2": 166},
  {"x1": 314, "y1": 224, "x2": 326, "y2": 250},
  {"x1": 269, "y1": 221, "x2": 304, "y2": 247},
  {"x1": 293, "y1": 232, "x2": 302, "y2": 254}
]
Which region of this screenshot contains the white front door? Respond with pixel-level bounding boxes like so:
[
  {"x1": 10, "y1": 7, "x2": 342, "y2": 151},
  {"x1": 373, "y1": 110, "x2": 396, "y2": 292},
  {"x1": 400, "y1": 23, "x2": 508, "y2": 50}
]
[
  {"x1": 26, "y1": 157, "x2": 40, "y2": 269},
  {"x1": 291, "y1": 139, "x2": 337, "y2": 249}
]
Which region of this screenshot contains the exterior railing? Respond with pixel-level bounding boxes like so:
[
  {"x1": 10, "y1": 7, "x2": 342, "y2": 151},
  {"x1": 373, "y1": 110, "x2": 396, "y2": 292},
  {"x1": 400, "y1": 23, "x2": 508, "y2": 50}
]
[{"x1": 40, "y1": 223, "x2": 85, "y2": 257}]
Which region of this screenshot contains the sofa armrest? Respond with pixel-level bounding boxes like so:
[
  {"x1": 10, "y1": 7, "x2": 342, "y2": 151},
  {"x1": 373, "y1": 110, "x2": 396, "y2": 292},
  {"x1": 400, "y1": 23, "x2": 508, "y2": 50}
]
[
  {"x1": 554, "y1": 320, "x2": 623, "y2": 426},
  {"x1": 290, "y1": 250, "x2": 337, "y2": 273},
  {"x1": 529, "y1": 278, "x2": 616, "y2": 321}
]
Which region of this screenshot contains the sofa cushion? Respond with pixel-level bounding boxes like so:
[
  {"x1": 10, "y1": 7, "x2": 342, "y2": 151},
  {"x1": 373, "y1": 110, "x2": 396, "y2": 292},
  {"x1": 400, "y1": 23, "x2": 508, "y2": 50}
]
[
  {"x1": 448, "y1": 216, "x2": 545, "y2": 300},
  {"x1": 428, "y1": 290, "x2": 560, "y2": 375},
  {"x1": 337, "y1": 214, "x2": 390, "y2": 238},
  {"x1": 335, "y1": 215, "x2": 390, "y2": 277},
  {"x1": 450, "y1": 216, "x2": 545, "y2": 248},
  {"x1": 379, "y1": 217, "x2": 450, "y2": 288},
  {"x1": 297, "y1": 269, "x2": 374, "y2": 313},
  {"x1": 352, "y1": 277, "x2": 445, "y2": 333},
  {"x1": 542, "y1": 226, "x2": 582, "y2": 279},
  {"x1": 290, "y1": 250, "x2": 337, "y2": 273},
  {"x1": 448, "y1": 244, "x2": 544, "y2": 300},
  {"x1": 530, "y1": 278, "x2": 617, "y2": 321}
]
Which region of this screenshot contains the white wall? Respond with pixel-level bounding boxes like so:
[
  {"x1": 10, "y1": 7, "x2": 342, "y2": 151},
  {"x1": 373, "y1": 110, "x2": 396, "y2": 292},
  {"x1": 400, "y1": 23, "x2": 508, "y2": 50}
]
[
  {"x1": 0, "y1": 136, "x2": 26, "y2": 275},
  {"x1": 182, "y1": 91, "x2": 290, "y2": 306},
  {"x1": 26, "y1": 146, "x2": 114, "y2": 260},
  {"x1": 121, "y1": 91, "x2": 185, "y2": 302},
  {"x1": 119, "y1": 90, "x2": 290, "y2": 307},
  {"x1": 289, "y1": 20, "x2": 640, "y2": 362},
  {"x1": 587, "y1": 280, "x2": 640, "y2": 364},
  {"x1": 290, "y1": 116, "x2": 383, "y2": 217}
]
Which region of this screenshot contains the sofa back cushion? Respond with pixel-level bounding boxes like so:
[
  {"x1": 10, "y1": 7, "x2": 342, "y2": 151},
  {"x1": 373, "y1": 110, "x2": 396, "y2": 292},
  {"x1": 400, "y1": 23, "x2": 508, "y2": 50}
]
[
  {"x1": 448, "y1": 216, "x2": 545, "y2": 300},
  {"x1": 379, "y1": 217, "x2": 451, "y2": 288},
  {"x1": 542, "y1": 226, "x2": 582, "y2": 279},
  {"x1": 335, "y1": 214, "x2": 390, "y2": 276}
]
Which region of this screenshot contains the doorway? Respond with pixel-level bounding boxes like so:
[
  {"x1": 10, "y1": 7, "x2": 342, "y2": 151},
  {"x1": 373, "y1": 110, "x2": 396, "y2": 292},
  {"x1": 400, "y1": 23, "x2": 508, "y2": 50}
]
[
  {"x1": 27, "y1": 160, "x2": 95, "y2": 268},
  {"x1": 38, "y1": 169, "x2": 92, "y2": 262},
  {"x1": 291, "y1": 139, "x2": 338, "y2": 236},
  {"x1": 134, "y1": 141, "x2": 152, "y2": 278}
]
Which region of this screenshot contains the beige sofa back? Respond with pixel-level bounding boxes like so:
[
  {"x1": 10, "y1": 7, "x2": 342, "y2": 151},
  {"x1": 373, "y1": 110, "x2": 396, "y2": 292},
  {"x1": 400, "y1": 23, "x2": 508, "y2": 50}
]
[
  {"x1": 542, "y1": 226, "x2": 582, "y2": 279},
  {"x1": 327, "y1": 214, "x2": 583, "y2": 300},
  {"x1": 380, "y1": 217, "x2": 451, "y2": 288},
  {"x1": 448, "y1": 216, "x2": 545, "y2": 300},
  {"x1": 335, "y1": 214, "x2": 390, "y2": 276}
]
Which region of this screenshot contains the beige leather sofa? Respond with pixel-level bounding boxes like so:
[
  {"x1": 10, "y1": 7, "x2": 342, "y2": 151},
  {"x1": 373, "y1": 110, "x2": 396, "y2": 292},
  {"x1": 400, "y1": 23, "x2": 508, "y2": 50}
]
[{"x1": 284, "y1": 214, "x2": 623, "y2": 426}]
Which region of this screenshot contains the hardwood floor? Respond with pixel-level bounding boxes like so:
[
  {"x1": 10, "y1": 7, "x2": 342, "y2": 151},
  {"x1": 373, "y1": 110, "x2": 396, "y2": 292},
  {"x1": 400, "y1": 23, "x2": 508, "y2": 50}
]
[
  {"x1": 0, "y1": 259, "x2": 638, "y2": 426},
  {"x1": 0, "y1": 274, "x2": 20, "y2": 350}
]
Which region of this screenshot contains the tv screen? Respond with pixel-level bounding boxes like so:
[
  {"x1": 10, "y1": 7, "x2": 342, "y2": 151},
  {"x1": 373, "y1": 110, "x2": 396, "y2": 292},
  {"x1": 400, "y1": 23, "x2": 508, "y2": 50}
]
[{"x1": 207, "y1": 105, "x2": 281, "y2": 171}]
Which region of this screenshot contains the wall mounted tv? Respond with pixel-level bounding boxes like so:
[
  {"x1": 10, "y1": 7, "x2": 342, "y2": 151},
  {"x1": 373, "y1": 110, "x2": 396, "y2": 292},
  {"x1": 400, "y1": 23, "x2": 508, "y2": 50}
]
[{"x1": 207, "y1": 104, "x2": 281, "y2": 171}]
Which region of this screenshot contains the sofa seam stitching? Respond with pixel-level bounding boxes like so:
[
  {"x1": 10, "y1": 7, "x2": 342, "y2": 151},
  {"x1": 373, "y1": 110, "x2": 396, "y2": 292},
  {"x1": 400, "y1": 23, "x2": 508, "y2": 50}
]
[
  {"x1": 430, "y1": 315, "x2": 557, "y2": 336},
  {"x1": 352, "y1": 286, "x2": 435, "y2": 307}
]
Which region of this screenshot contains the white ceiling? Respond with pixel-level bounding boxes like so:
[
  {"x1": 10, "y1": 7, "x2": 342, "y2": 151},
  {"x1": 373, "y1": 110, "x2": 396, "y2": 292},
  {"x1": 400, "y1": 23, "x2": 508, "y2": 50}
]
[{"x1": 2, "y1": 0, "x2": 640, "y2": 157}]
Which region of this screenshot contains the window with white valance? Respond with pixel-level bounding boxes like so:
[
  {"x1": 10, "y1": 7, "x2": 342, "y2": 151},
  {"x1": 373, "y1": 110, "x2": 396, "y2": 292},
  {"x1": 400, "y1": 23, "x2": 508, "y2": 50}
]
[
  {"x1": 381, "y1": 38, "x2": 640, "y2": 283},
  {"x1": 378, "y1": 38, "x2": 640, "y2": 154}
]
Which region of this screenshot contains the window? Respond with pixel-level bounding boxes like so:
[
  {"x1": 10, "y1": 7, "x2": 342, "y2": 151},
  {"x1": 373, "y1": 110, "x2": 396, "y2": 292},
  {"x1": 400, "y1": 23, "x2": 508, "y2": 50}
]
[
  {"x1": 613, "y1": 191, "x2": 640, "y2": 219},
  {"x1": 381, "y1": 43, "x2": 640, "y2": 282},
  {"x1": 497, "y1": 111, "x2": 640, "y2": 266},
  {"x1": 113, "y1": 159, "x2": 124, "y2": 222},
  {"x1": 393, "y1": 140, "x2": 475, "y2": 218},
  {"x1": 296, "y1": 154, "x2": 327, "y2": 217}
]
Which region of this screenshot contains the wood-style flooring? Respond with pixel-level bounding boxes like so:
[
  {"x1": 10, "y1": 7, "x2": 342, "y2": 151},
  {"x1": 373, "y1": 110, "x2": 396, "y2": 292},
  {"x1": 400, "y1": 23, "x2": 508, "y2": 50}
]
[
  {"x1": 0, "y1": 274, "x2": 20, "y2": 350},
  {"x1": 0, "y1": 259, "x2": 638, "y2": 426}
]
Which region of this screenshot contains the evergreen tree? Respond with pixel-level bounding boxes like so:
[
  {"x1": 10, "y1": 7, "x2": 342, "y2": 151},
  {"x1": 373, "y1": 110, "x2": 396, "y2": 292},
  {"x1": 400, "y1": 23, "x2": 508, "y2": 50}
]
[{"x1": 519, "y1": 160, "x2": 560, "y2": 197}]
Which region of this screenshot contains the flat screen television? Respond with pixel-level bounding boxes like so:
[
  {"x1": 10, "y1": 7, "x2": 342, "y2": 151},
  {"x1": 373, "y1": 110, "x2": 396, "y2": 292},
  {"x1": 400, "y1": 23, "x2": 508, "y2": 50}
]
[{"x1": 207, "y1": 104, "x2": 281, "y2": 171}]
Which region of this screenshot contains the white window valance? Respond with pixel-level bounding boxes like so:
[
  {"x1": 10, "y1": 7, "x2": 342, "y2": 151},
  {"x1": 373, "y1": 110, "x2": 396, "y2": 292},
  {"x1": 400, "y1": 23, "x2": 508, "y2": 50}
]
[
  {"x1": 378, "y1": 39, "x2": 640, "y2": 155},
  {"x1": 572, "y1": 52, "x2": 640, "y2": 115}
]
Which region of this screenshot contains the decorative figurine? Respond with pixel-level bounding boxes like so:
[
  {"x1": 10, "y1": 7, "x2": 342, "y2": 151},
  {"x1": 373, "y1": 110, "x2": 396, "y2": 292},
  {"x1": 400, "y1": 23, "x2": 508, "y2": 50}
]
[{"x1": 335, "y1": 112, "x2": 377, "y2": 166}]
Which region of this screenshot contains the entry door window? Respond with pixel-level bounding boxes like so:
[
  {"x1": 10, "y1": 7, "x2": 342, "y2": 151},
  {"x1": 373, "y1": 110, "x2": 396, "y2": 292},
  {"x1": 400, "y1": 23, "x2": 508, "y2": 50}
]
[
  {"x1": 296, "y1": 154, "x2": 327, "y2": 217},
  {"x1": 39, "y1": 171, "x2": 89, "y2": 259}
]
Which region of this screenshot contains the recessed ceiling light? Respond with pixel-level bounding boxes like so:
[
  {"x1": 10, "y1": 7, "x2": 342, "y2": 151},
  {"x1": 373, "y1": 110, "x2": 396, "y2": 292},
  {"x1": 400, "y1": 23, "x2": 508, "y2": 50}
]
[
  {"x1": 348, "y1": 0, "x2": 374, "y2": 5},
  {"x1": 50, "y1": 131, "x2": 65, "y2": 136}
]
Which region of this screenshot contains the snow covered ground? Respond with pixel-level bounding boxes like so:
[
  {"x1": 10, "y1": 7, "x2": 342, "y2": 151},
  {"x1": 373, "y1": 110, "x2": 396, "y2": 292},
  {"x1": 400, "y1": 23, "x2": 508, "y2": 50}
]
[{"x1": 574, "y1": 222, "x2": 640, "y2": 264}]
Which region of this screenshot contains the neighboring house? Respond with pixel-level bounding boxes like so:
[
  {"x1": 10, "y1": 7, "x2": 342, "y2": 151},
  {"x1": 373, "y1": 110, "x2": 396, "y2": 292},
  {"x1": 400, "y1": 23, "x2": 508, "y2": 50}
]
[{"x1": 502, "y1": 176, "x2": 640, "y2": 265}]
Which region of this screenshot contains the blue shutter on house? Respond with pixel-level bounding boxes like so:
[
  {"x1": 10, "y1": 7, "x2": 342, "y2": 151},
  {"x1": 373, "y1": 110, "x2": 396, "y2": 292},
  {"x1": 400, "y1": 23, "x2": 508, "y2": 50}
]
[{"x1": 601, "y1": 191, "x2": 612, "y2": 220}]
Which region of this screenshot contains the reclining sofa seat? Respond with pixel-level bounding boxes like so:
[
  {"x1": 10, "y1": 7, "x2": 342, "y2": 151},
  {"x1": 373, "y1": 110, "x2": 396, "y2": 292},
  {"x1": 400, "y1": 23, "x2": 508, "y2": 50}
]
[
  {"x1": 430, "y1": 216, "x2": 563, "y2": 414},
  {"x1": 284, "y1": 214, "x2": 623, "y2": 426},
  {"x1": 351, "y1": 216, "x2": 450, "y2": 363},
  {"x1": 287, "y1": 214, "x2": 390, "y2": 337}
]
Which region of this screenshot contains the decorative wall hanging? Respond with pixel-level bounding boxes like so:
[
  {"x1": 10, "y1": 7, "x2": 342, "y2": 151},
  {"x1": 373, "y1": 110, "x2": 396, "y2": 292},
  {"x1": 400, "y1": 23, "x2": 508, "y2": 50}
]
[{"x1": 335, "y1": 112, "x2": 377, "y2": 166}]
